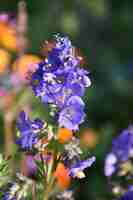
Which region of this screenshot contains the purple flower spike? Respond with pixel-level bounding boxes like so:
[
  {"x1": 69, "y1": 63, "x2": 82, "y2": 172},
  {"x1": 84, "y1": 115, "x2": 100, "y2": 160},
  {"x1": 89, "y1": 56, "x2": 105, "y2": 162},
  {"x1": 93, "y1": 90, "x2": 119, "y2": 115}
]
[{"x1": 31, "y1": 35, "x2": 91, "y2": 129}]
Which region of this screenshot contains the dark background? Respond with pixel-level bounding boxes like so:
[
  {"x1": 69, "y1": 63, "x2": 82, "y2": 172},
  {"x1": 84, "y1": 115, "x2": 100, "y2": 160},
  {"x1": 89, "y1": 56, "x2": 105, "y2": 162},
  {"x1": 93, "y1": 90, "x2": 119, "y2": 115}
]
[{"x1": 1, "y1": 0, "x2": 133, "y2": 199}]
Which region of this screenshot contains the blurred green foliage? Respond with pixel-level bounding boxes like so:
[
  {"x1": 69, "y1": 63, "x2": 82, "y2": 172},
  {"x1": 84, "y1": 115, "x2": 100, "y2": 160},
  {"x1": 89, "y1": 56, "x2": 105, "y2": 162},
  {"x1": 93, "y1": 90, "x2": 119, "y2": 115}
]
[{"x1": 0, "y1": 0, "x2": 133, "y2": 199}]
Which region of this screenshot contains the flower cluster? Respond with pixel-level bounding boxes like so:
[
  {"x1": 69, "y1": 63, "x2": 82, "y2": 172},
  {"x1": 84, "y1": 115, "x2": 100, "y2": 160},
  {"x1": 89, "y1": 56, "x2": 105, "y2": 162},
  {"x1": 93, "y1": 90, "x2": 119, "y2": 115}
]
[
  {"x1": 31, "y1": 35, "x2": 91, "y2": 131},
  {"x1": 1, "y1": 35, "x2": 95, "y2": 200},
  {"x1": 104, "y1": 125, "x2": 133, "y2": 199}
]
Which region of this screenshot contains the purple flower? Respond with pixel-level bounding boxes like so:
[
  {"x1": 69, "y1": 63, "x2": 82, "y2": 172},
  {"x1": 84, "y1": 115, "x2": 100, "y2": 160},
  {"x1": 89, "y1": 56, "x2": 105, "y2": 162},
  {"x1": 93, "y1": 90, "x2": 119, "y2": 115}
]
[
  {"x1": 104, "y1": 126, "x2": 133, "y2": 179},
  {"x1": 118, "y1": 191, "x2": 133, "y2": 200},
  {"x1": 112, "y1": 126, "x2": 133, "y2": 161},
  {"x1": 0, "y1": 13, "x2": 9, "y2": 22},
  {"x1": 0, "y1": 12, "x2": 16, "y2": 27},
  {"x1": 30, "y1": 35, "x2": 91, "y2": 130},
  {"x1": 25, "y1": 155, "x2": 37, "y2": 175},
  {"x1": 3, "y1": 192, "x2": 16, "y2": 200},
  {"x1": 104, "y1": 153, "x2": 117, "y2": 177},
  {"x1": 16, "y1": 111, "x2": 44, "y2": 150},
  {"x1": 67, "y1": 68, "x2": 91, "y2": 91},
  {"x1": 69, "y1": 156, "x2": 96, "y2": 178},
  {"x1": 3, "y1": 194, "x2": 15, "y2": 200},
  {"x1": 3, "y1": 183, "x2": 18, "y2": 200},
  {"x1": 49, "y1": 35, "x2": 72, "y2": 63},
  {"x1": 58, "y1": 96, "x2": 85, "y2": 130},
  {"x1": 31, "y1": 35, "x2": 91, "y2": 128},
  {"x1": 24, "y1": 153, "x2": 52, "y2": 175}
]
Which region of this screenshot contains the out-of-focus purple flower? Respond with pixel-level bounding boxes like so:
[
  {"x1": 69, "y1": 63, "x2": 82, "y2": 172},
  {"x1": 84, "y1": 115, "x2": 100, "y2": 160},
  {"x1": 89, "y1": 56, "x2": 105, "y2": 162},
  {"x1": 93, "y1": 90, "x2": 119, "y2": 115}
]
[
  {"x1": 0, "y1": 13, "x2": 9, "y2": 22},
  {"x1": 104, "y1": 153, "x2": 117, "y2": 177},
  {"x1": 69, "y1": 156, "x2": 96, "y2": 178},
  {"x1": 24, "y1": 153, "x2": 52, "y2": 176},
  {"x1": 3, "y1": 182, "x2": 18, "y2": 200},
  {"x1": 118, "y1": 190, "x2": 133, "y2": 200},
  {"x1": 3, "y1": 192, "x2": 16, "y2": 200},
  {"x1": 3, "y1": 194, "x2": 15, "y2": 200},
  {"x1": 104, "y1": 134, "x2": 133, "y2": 200},
  {"x1": 16, "y1": 111, "x2": 44, "y2": 150},
  {"x1": 25, "y1": 155, "x2": 37, "y2": 175},
  {"x1": 0, "y1": 12, "x2": 16, "y2": 27},
  {"x1": 3, "y1": 174, "x2": 31, "y2": 200},
  {"x1": 104, "y1": 126, "x2": 133, "y2": 178},
  {"x1": 58, "y1": 96, "x2": 85, "y2": 130},
  {"x1": 112, "y1": 126, "x2": 133, "y2": 161}
]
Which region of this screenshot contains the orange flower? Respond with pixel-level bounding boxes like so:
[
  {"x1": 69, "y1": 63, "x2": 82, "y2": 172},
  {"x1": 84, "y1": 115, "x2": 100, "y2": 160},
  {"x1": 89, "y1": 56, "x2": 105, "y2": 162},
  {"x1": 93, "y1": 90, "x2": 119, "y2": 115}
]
[
  {"x1": 57, "y1": 128, "x2": 73, "y2": 143},
  {"x1": 12, "y1": 54, "x2": 42, "y2": 79},
  {"x1": 0, "y1": 23, "x2": 6, "y2": 38},
  {"x1": 0, "y1": 23, "x2": 17, "y2": 51},
  {"x1": 0, "y1": 48, "x2": 11, "y2": 74},
  {"x1": 80, "y1": 128, "x2": 98, "y2": 148},
  {"x1": 54, "y1": 163, "x2": 71, "y2": 189}
]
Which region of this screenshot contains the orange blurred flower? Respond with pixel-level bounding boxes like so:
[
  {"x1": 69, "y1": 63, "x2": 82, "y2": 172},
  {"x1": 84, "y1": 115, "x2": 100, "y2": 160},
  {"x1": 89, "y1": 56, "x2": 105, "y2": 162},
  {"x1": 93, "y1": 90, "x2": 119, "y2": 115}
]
[
  {"x1": 0, "y1": 48, "x2": 11, "y2": 74},
  {"x1": 57, "y1": 128, "x2": 73, "y2": 143},
  {"x1": 0, "y1": 22, "x2": 17, "y2": 51},
  {"x1": 80, "y1": 128, "x2": 98, "y2": 148},
  {"x1": 12, "y1": 54, "x2": 42, "y2": 80},
  {"x1": 54, "y1": 163, "x2": 71, "y2": 189}
]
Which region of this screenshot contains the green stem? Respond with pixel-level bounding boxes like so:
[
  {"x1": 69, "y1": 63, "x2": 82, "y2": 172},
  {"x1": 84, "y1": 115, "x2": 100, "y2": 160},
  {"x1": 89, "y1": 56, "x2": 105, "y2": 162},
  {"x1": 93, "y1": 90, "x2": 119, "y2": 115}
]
[
  {"x1": 4, "y1": 112, "x2": 14, "y2": 157},
  {"x1": 44, "y1": 176, "x2": 55, "y2": 200},
  {"x1": 32, "y1": 181, "x2": 36, "y2": 200}
]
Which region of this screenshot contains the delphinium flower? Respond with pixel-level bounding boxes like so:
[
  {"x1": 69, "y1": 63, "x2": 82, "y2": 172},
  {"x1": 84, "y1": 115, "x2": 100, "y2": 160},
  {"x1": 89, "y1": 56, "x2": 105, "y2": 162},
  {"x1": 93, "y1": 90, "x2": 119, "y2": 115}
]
[
  {"x1": 16, "y1": 111, "x2": 45, "y2": 151},
  {"x1": 2, "y1": 34, "x2": 95, "y2": 200},
  {"x1": 104, "y1": 125, "x2": 133, "y2": 199},
  {"x1": 58, "y1": 96, "x2": 85, "y2": 130},
  {"x1": 31, "y1": 34, "x2": 91, "y2": 130}
]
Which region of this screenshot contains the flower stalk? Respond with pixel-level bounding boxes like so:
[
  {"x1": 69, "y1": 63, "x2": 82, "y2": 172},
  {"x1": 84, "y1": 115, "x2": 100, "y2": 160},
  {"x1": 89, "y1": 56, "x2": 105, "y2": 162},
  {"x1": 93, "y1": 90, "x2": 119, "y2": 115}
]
[{"x1": 1, "y1": 35, "x2": 96, "y2": 200}]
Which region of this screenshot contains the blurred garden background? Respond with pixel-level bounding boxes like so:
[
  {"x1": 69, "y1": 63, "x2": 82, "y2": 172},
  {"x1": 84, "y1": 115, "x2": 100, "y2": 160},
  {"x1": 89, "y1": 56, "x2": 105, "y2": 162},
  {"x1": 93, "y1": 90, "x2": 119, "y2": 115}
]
[{"x1": 0, "y1": 0, "x2": 133, "y2": 199}]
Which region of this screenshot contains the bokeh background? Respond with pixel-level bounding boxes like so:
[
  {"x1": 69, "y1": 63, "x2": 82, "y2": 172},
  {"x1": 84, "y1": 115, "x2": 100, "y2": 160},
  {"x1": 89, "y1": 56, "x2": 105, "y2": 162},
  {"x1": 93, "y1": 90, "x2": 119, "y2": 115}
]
[{"x1": 0, "y1": 0, "x2": 133, "y2": 199}]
